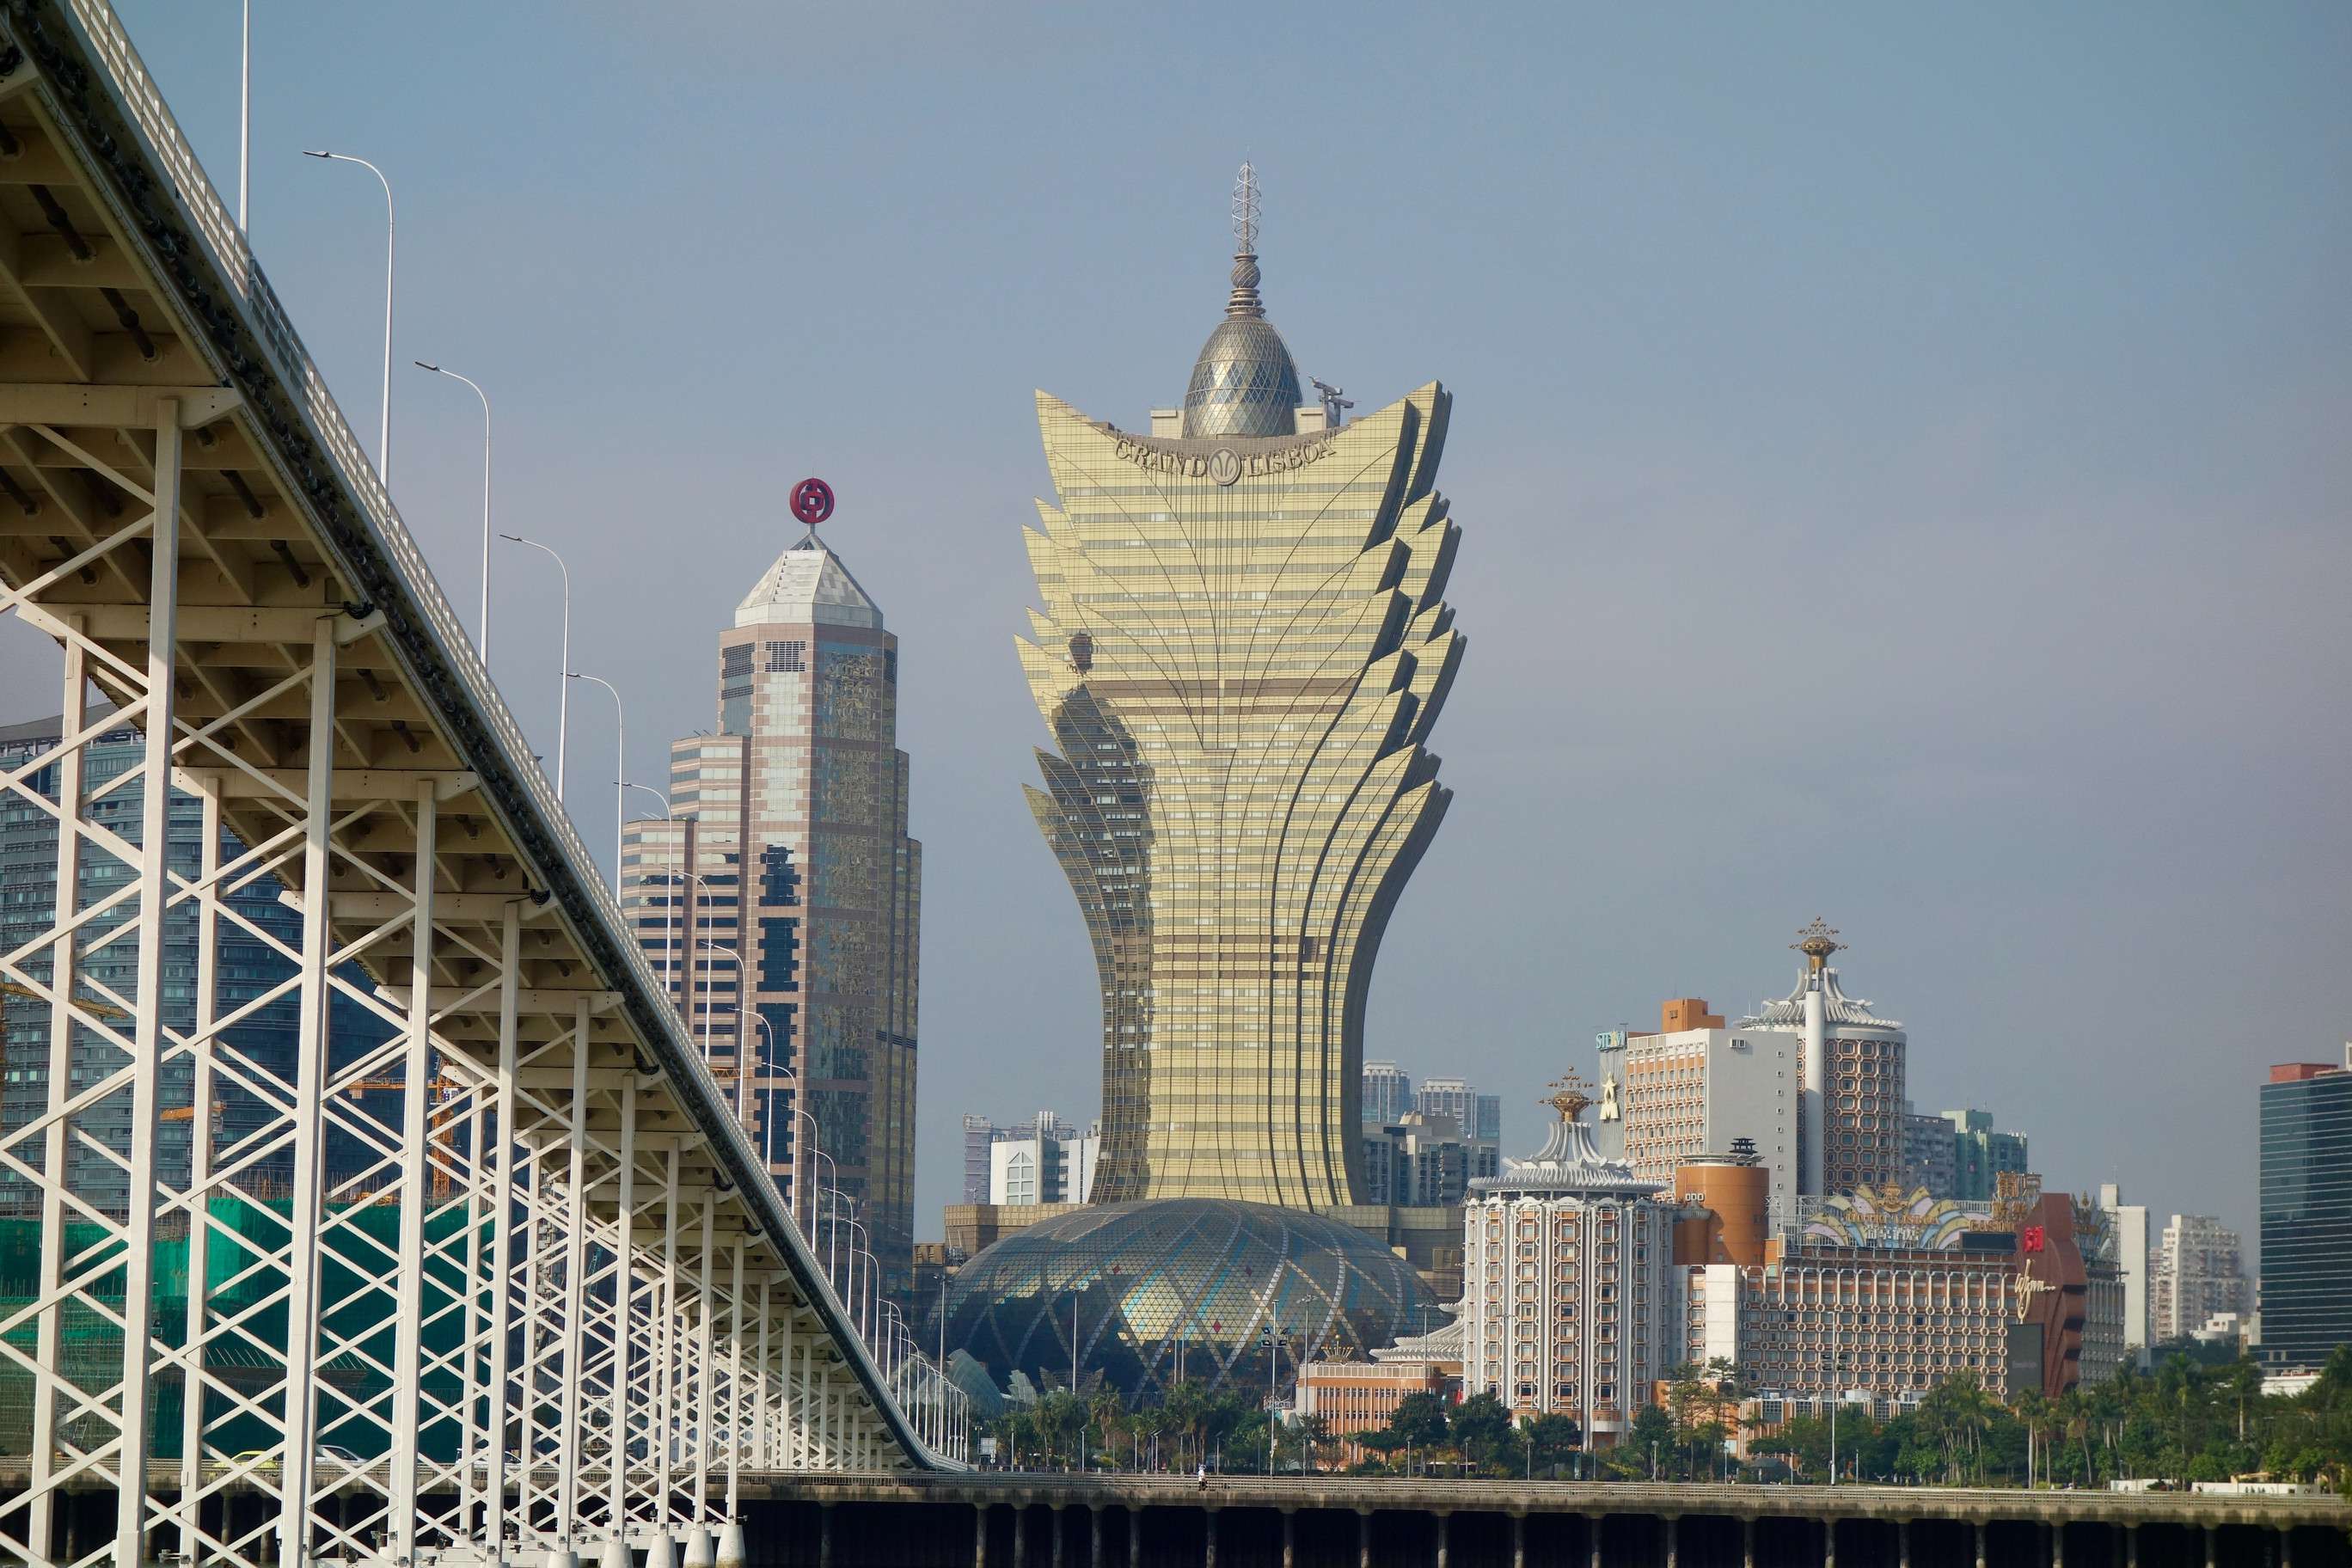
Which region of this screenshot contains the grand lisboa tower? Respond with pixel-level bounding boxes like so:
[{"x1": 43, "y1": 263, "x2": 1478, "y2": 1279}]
[{"x1": 944, "y1": 167, "x2": 1457, "y2": 1396}]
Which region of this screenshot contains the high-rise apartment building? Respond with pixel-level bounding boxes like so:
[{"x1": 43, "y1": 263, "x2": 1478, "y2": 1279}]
[
  {"x1": 621, "y1": 530, "x2": 920, "y2": 1272},
  {"x1": 1594, "y1": 998, "x2": 1799, "y2": 1224},
  {"x1": 1020, "y1": 168, "x2": 1461, "y2": 1210},
  {"x1": 2260, "y1": 1051, "x2": 2352, "y2": 1369},
  {"x1": 2151, "y1": 1214, "x2": 2246, "y2": 1345},
  {"x1": 1902, "y1": 1106, "x2": 1958, "y2": 1197},
  {"x1": 1362, "y1": 1061, "x2": 1413, "y2": 1127},
  {"x1": 976, "y1": 1111, "x2": 1099, "y2": 1207},
  {"x1": 2098, "y1": 1181, "x2": 2153, "y2": 1354},
  {"x1": 1361, "y1": 1111, "x2": 1473, "y2": 1207},
  {"x1": 1463, "y1": 1075, "x2": 1680, "y2": 1440},
  {"x1": 1945, "y1": 1108, "x2": 2030, "y2": 1201},
  {"x1": 1415, "y1": 1077, "x2": 1503, "y2": 1181},
  {"x1": 1736, "y1": 923, "x2": 1908, "y2": 1197}
]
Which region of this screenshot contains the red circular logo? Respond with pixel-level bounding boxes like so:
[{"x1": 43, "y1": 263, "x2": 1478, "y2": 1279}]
[{"x1": 790, "y1": 477, "x2": 836, "y2": 528}]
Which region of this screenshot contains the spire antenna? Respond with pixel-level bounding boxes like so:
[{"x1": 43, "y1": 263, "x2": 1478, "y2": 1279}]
[{"x1": 1226, "y1": 162, "x2": 1265, "y2": 320}]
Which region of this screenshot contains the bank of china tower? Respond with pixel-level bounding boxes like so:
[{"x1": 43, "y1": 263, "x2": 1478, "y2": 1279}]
[{"x1": 1020, "y1": 168, "x2": 1462, "y2": 1211}]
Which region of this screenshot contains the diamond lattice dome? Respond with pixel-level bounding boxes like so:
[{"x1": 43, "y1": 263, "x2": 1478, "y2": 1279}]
[
  {"x1": 1179, "y1": 316, "x2": 1302, "y2": 439},
  {"x1": 938, "y1": 1198, "x2": 1436, "y2": 1397}
]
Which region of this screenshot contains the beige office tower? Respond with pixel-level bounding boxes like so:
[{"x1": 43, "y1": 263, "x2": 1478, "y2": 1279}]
[
  {"x1": 622, "y1": 533, "x2": 920, "y2": 1275},
  {"x1": 1019, "y1": 167, "x2": 1463, "y2": 1210}
]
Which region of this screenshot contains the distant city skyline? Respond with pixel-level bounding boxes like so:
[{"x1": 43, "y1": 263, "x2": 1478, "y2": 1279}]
[{"x1": 0, "y1": 3, "x2": 2343, "y2": 1253}]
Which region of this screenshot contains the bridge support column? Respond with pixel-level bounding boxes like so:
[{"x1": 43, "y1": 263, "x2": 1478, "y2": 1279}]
[
  {"x1": 2123, "y1": 1523, "x2": 2136, "y2": 1568},
  {"x1": 687, "y1": 1522, "x2": 716, "y2": 1566},
  {"x1": 1358, "y1": 1509, "x2": 1372, "y2": 1568},
  {"x1": 1014, "y1": 1502, "x2": 1026, "y2": 1568},
  {"x1": 1511, "y1": 1512, "x2": 1525, "y2": 1568},
  {"x1": 1743, "y1": 1516, "x2": 1756, "y2": 1568},
  {"x1": 1282, "y1": 1509, "x2": 1295, "y2": 1568},
  {"x1": 1204, "y1": 1506, "x2": 1218, "y2": 1568},
  {"x1": 1975, "y1": 1520, "x2": 1988, "y2": 1568},
  {"x1": 604, "y1": 1535, "x2": 634, "y2": 1568},
  {"x1": 1664, "y1": 1513, "x2": 1677, "y2": 1568},
  {"x1": 1436, "y1": 1510, "x2": 1450, "y2": 1568},
  {"x1": 974, "y1": 1502, "x2": 989, "y2": 1568},
  {"x1": 1053, "y1": 1504, "x2": 1065, "y2": 1568},
  {"x1": 2281, "y1": 1526, "x2": 2295, "y2": 1568},
  {"x1": 818, "y1": 1502, "x2": 834, "y2": 1568},
  {"x1": 1822, "y1": 1516, "x2": 1832, "y2": 1568},
  {"x1": 2053, "y1": 1521, "x2": 2066, "y2": 1568},
  {"x1": 1896, "y1": 1517, "x2": 1909, "y2": 1568},
  {"x1": 1587, "y1": 1515, "x2": 1602, "y2": 1568},
  {"x1": 1090, "y1": 1505, "x2": 1104, "y2": 1567},
  {"x1": 2205, "y1": 1525, "x2": 2217, "y2": 1568},
  {"x1": 647, "y1": 1531, "x2": 677, "y2": 1568}
]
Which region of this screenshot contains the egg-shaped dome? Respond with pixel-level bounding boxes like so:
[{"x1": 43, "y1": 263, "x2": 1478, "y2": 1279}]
[
  {"x1": 1181, "y1": 316, "x2": 1302, "y2": 439},
  {"x1": 937, "y1": 1198, "x2": 1436, "y2": 1397}
]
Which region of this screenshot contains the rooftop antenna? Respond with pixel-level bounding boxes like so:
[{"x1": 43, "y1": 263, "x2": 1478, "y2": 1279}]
[
  {"x1": 1226, "y1": 162, "x2": 1265, "y2": 320},
  {"x1": 1311, "y1": 377, "x2": 1353, "y2": 429}
]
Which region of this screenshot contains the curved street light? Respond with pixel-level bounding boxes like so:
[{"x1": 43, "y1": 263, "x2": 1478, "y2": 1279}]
[
  {"x1": 498, "y1": 532, "x2": 567, "y2": 792},
  {"x1": 565, "y1": 671, "x2": 624, "y2": 888},
  {"x1": 304, "y1": 150, "x2": 395, "y2": 482}
]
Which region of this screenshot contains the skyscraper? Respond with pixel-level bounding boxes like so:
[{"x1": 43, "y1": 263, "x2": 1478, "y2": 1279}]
[
  {"x1": 622, "y1": 527, "x2": 921, "y2": 1273},
  {"x1": 2151, "y1": 1214, "x2": 2246, "y2": 1344},
  {"x1": 2260, "y1": 1051, "x2": 2352, "y2": 1369},
  {"x1": 2097, "y1": 1181, "x2": 2153, "y2": 1356},
  {"x1": 1362, "y1": 1061, "x2": 1413, "y2": 1126},
  {"x1": 1593, "y1": 996, "x2": 1799, "y2": 1224},
  {"x1": 1736, "y1": 922, "x2": 1908, "y2": 1197},
  {"x1": 1020, "y1": 166, "x2": 1461, "y2": 1210}
]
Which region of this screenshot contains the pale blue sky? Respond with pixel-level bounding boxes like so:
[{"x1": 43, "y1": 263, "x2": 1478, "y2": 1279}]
[{"x1": 11, "y1": 3, "x2": 2347, "y2": 1248}]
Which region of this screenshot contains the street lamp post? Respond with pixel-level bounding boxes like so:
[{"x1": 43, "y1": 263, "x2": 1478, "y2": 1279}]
[
  {"x1": 302, "y1": 150, "x2": 394, "y2": 482},
  {"x1": 565, "y1": 672, "x2": 624, "y2": 888},
  {"x1": 697, "y1": 939, "x2": 747, "y2": 1120},
  {"x1": 499, "y1": 532, "x2": 566, "y2": 793},
  {"x1": 418, "y1": 363, "x2": 493, "y2": 658}
]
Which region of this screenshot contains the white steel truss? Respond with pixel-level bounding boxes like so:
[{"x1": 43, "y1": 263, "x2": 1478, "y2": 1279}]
[{"x1": 0, "y1": 5, "x2": 965, "y2": 1565}]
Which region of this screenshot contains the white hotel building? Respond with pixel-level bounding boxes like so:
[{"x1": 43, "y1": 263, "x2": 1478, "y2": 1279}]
[{"x1": 1463, "y1": 1076, "x2": 1681, "y2": 1442}]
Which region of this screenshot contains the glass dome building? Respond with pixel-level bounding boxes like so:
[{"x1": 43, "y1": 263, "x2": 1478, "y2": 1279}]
[{"x1": 939, "y1": 1198, "x2": 1437, "y2": 1397}]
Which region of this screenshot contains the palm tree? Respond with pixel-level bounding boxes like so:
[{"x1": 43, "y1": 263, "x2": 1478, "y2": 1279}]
[
  {"x1": 2013, "y1": 1389, "x2": 2051, "y2": 1487},
  {"x1": 2055, "y1": 1387, "x2": 2094, "y2": 1487}
]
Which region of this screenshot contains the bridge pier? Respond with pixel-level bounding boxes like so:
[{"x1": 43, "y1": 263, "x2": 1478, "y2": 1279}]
[
  {"x1": 975, "y1": 1502, "x2": 989, "y2": 1567},
  {"x1": 1822, "y1": 1516, "x2": 1834, "y2": 1568},
  {"x1": 1282, "y1": 1508, "x2": 1296, "y2": 1568},
  {"x1": 1204, "y1": 1504, "x2": 1218, "y2": 1568},
  {"x1": 1975, "y1": 1519, "x2": 1988, "y2": 1568},
  {"x1": 1435, "y1": 1510, "x2": 1449, "y2": 1568},
  {"x1": 1665, "y1": 1512, "x2": 1679, "y2": 1568},
  {"x1": 1744, "y1": 1514, "x2": 1757, "y2": 1568},
  {"x1": 1511, "y1": 1511, "x2": 1525, "y2": 1568},
  {"x1": 2208, "y1": 1524, "x2": 2220, "y2": 1568},
  {"x1": 1357, "y1": 1507, "x2": 1371, "y2": 1568},
  {"x1": 1091, "y1": 1504, "x2": 1104, "y2": 1567},
  {"x1": 1898, "y1": 1517, "x2": 1910, "y2": 1568},
  {"x1": 1052, "y1": 1502, "x2": 1065, "y2": 1567},
  {"x1": 1586, "y1": 1512, "x2": 1602, "y2": 1568}
]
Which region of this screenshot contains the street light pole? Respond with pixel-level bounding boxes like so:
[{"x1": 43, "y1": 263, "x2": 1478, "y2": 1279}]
[
  {"x1": 303, "y1": 150, "x2": 394, "y2": 482},
  {"x1": 237, "y1": 0, "x2": 249, "y2": 231},
  {"x1": 417, "y1": 363, "x2": 493, "y2": 658},
  {"x1": 499, "y1": 532, "x2": 567, "y2": 793},
  {"x1": 566, "y1": 671, "x2": 623, "y2": 887}
]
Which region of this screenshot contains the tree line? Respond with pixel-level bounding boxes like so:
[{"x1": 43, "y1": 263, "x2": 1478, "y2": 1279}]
[{"x1": 983, "y1": 1344, "x2": 2352, "y2": 1486}]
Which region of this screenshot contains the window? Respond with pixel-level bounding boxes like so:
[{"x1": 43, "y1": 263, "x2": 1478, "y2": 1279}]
[{"x1": 765, "y1": 640, "x2": 807, "y2": 673}]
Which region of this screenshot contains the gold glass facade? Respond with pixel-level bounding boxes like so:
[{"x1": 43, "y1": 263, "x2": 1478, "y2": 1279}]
[{"x1": 1020, "y1": 382, "x2": 1463, "y2": 1209}]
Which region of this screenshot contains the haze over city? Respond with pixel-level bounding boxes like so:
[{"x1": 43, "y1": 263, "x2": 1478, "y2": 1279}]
[{"x1": 3, "y1": 0, "x2": 2345, "y2": 1254}]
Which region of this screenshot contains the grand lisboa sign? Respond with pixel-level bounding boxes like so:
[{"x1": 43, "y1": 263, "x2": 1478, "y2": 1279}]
[{"x1": 1108, "y1": 431, "x2": 1339, "y2": 486}]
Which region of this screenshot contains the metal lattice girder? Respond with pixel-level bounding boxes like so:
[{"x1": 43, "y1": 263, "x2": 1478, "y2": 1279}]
[{"x1": 0, "y1": 4, "x2": 965, "y2": 1565}]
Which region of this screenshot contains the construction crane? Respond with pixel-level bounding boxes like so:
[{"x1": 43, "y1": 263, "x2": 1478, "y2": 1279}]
[{"x1": 0, "y1": 978, "x2": 132, "y2": 1021}]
